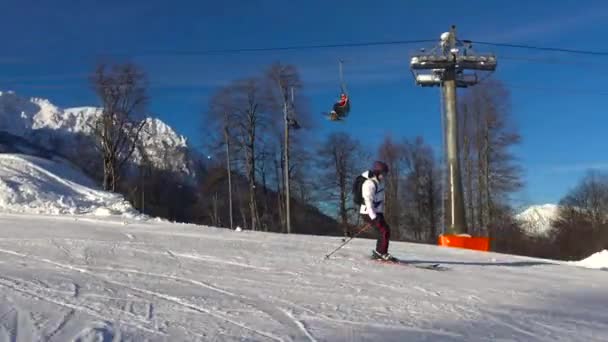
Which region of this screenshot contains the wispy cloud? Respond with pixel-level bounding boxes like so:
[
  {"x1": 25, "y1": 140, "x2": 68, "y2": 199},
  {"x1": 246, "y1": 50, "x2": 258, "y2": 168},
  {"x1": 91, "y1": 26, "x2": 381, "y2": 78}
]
[
  {"x1": 131, "y1": 44, "x2": 415, "y2": 92},
  {"x1": 0, "y1": 73, "x2": 90, "y2": 83},
  {"x1": 0, "y1": 57, "x2": 30, "y2": 65},
  {"x1": 479, "y1": 4, "x2": 608, "y2": 42},
  {"x1": 536, "y1": 162, "x2": 608, "y2": 174}
]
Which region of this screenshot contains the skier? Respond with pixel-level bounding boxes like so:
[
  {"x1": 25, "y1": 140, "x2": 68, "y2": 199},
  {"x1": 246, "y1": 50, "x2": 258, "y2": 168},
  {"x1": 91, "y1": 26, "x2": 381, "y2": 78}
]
[
  {"x1": 328, "y1": 93, "x2": 349, "y2": 121},
  {"x1": 359, "y1": 161, "x2": 395, "y2": 261}
]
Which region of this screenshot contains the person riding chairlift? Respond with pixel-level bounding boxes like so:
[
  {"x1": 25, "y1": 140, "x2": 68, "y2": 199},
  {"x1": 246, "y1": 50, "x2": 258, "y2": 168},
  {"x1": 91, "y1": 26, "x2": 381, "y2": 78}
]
[{"x1": 329, "y1": 93, "x2": 349, "y2": 120}]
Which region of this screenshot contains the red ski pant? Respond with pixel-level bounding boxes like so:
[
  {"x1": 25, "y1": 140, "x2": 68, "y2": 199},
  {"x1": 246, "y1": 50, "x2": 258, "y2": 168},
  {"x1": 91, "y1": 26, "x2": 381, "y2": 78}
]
[{"x1": 363, "y1": 213, "x2": 390, "y2": 254}]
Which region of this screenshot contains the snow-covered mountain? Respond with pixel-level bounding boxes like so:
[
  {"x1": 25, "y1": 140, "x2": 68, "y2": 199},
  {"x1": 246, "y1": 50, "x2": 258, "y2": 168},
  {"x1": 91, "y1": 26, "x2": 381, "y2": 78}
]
[
  {"x1": 0, "y1": 91, "x2": 198, "y2": 181},
  {"x1": 516, "y1": 204, "x2": 559, "y2": 237}
]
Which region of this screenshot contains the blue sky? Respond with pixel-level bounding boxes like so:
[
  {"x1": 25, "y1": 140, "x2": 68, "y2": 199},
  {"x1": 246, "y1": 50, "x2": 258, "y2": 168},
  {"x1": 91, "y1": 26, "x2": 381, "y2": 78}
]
[{"x1": 1, "y1": 0, "x2": 607, "y2": 207}]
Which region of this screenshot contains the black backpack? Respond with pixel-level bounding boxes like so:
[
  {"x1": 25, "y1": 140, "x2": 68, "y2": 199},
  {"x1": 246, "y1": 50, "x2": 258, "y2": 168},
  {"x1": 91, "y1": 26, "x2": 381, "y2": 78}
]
[{"x1": 352, "y1": 173, "x2": 375, "y2": 206}]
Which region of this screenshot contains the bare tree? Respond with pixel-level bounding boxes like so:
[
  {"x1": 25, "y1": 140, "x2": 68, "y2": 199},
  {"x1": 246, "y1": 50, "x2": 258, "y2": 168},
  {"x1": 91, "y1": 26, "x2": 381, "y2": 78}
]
[
  {"x1": 90, "y1": 62, "x2": 148, "y2": 191},
  {"x1": 316, "y1": 132, "x2": 364, "y2": 236},
  {"x1": 266, "y1": 63, "x2": 310, "y2": 232},
  {"x1": 255, "y1": 139, "x2": 279, "y2": 231},
  {"x1": 553, "y1": 170, "x2": 608, "y2": 259},
  {"x1": 207, "y1": 86, "x2": 238, "y2": 229},
  {"x1": 460, "y1": 103, "x2": 476, "y2": 230},
  {"x1": 401, "y1": 137, "x2": 440, "y2": 242},
  {"x1": 290, "y1": 147, "x2": 315, "y2": 203},
  {"x1": 273, "y1": 150, "x2": 286, "y2": 229},
  {"x1": 204, "y1": 77, "x2": 272, "y2": 231},
  {"x1": 458, "y1": 79, "x2": 523, "y2": 235},
  {"x1": 378, "y1": 136, "x2": 405, "y2": 237},
  {"x1": 200, "y1": 64, "x2": 342, "y2": 235},
  {"x1": 232, "y1": 78, "x2": 272, "y2": 231}
]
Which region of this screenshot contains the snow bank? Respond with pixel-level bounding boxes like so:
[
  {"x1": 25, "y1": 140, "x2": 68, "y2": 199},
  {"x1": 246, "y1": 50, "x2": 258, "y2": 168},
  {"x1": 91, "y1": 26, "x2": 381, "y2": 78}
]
[
  {"x1": 571, "y1": 250, "x2": 608, "y2": 270},
  {"x1": 0, "y1": 154, "x2": 143, "y2": 219}
]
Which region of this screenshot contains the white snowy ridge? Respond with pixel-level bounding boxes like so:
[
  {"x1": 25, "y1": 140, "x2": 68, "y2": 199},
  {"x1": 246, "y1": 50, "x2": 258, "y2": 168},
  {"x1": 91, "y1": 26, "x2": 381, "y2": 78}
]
[
  {"x1": 0, "y1": 153, "x2": 143, "y2": 218},
  {"x1": 571, "y1": 250, "x2": 608, "y2": 270},
  {"x1": 0, "y1": 90, "x2": 196, "y2": 178}
]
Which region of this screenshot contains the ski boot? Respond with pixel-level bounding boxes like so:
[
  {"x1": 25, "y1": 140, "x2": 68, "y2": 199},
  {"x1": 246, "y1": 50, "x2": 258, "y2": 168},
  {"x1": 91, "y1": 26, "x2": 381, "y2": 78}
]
[{"x1": 371, "y1": 249, "x2": 398, "y2": 262}]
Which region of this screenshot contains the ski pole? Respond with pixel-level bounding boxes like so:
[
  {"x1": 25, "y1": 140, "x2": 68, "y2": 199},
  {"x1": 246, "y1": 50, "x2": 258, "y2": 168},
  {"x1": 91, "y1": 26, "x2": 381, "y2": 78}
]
[{"x1": 324, "y1": 223, "x2": 371, "y2": 259}]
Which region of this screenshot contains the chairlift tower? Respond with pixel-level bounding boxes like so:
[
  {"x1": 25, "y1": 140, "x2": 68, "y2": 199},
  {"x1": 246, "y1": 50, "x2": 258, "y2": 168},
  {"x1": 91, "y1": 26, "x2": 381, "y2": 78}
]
[{"x1": 409, "y1": 25, "x2": 497, "y2": 234}]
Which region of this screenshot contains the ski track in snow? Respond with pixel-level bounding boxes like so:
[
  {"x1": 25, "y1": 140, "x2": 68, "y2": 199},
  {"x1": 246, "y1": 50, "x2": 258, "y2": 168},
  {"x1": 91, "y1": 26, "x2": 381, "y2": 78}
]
[
  {"x1": 279, "y1": 308, "x2": 317, "y2": 342},
  {"x1": 0, "y1": 214, "x2": 607, "y2": 341},
  {"x1": 0, "y1": 275, "x2": 160, "y2": 338},
  {"x1": 0, "y1": 247, "x2": 284, "y2": 342}
]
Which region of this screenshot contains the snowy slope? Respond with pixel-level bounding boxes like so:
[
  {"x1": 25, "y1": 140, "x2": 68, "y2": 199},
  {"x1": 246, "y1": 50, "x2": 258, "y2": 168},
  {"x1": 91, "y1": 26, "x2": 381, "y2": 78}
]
[
  {"x1": 0, "y1": 154, "x2": 141, "y2": 218},
  {"x1": 0, "y1": 91, "x2": 197, "y2": 180},
  {"x1": 0, "y1": 214, "x2": 606, "y2": 341},
  {"x1": 516, "y1": 204, "x2": 559, "y2": 236},
  {"x1": 571, "y1": 250, "x2": 608, "y2": 270}
]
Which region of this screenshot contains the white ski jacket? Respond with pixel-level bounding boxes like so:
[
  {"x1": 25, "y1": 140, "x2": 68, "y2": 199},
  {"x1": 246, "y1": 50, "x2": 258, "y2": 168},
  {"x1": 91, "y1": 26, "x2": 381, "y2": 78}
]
[{"x1": 359, "y1": 171, "x2": 385, "y2": 220}]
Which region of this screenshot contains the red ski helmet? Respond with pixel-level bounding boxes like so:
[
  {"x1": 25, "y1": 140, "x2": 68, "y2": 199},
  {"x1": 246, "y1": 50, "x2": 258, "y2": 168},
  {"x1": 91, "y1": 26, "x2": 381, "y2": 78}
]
[{"x1": 372, "y1": 161, "x2": 389, "y2": 176}]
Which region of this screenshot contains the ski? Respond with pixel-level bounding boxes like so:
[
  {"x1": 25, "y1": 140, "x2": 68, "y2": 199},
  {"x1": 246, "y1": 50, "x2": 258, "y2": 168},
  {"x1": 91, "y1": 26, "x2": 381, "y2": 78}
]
[
  {"x1": 370, "y1": 256, "x2": 449, "y2": 271},
  {"x1": 321, "y1": 112, "x2": 345, "y2": 122}
]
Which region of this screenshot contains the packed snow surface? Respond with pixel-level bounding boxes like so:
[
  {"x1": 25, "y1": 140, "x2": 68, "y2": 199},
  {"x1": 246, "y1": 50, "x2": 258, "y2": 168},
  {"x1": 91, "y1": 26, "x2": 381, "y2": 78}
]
[
  {"x1": 572, "y1": 250, "x2": 608, "y2": 270},
  {"x1": 0, "y1": 154, "x2": 141, "y2": 218},
  {"x1": 0, "y1": 214, "x2": 606, "y2": 341}
]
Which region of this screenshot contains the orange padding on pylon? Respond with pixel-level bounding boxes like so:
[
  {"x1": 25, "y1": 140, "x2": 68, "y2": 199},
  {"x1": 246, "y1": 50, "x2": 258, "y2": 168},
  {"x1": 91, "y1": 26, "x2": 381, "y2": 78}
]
[{"x1": 438, "y1": 234, "x2": 490, "y2": 251}]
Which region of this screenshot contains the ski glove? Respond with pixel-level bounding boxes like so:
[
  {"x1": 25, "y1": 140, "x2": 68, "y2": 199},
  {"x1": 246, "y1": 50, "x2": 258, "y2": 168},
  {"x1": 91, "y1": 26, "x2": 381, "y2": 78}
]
[{"x1": 369, "y1": 212, "x2": 378, "y2": 221}]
